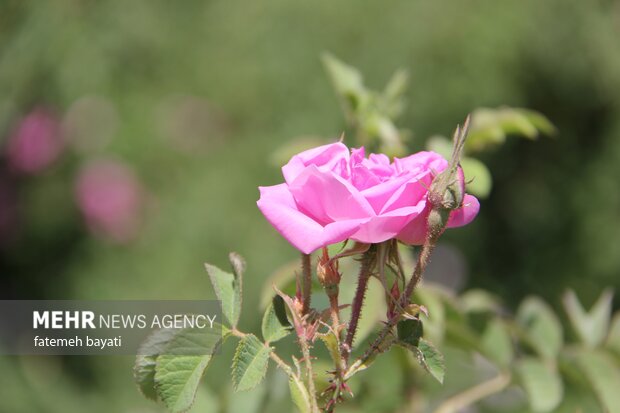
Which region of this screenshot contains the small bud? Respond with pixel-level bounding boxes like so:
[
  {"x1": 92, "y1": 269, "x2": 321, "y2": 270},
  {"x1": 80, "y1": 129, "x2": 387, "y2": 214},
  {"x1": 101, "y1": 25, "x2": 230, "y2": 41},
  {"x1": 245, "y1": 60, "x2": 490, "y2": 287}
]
[
  {"x1": 404, "y1": 304, "x2": 429, "y2": 319},
  {"x1": 429, "y1": 115, "x2": 470, "y2": 212},
  {"x1": 317, "y1": 248, "x2": 341, "y2": 293}
]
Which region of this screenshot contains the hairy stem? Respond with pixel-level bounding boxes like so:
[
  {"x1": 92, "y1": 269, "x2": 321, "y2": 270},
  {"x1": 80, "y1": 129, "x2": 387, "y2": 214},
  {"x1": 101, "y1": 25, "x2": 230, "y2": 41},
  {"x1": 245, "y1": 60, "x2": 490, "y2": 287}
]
[
  {"x1": 299, "y1": 337, "x2": 320, "y2": 413},
  {"x1": 328, "y1": 294, "x2": 341, "y2": 336},
  {"x1": 433, "y1": 372, "x2": 511, "y2": 413},
  {"x1": 302, "y1": 253, "x2": 312, "y2": 315},
  {"x1": 403, "y1": 237, "x2": 436, "y2": 302},
  {"x1": 342, "y1": 250, "x2": 373, "y2": 362}
]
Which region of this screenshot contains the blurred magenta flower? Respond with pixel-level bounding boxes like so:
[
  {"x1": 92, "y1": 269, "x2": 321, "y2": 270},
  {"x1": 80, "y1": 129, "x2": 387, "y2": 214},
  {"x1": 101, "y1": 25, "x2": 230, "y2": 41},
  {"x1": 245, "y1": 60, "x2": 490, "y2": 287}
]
[
  {"x1": 75, "y1": 160, "x2": 145, "y2": 243},
  {"x1": 257, "y1": 142, "x2": 479, "y2": 254},
  {"x1": 6, "y1": 108, "x2": 64, "y2": 174}
]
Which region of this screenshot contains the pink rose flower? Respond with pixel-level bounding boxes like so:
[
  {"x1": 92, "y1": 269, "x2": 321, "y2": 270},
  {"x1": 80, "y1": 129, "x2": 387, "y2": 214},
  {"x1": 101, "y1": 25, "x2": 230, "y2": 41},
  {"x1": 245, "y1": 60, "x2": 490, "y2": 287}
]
[
  {"x1": 257, "y1": 142, "x2": 479, "y2": 254},
  {"x1": 6, "y1": 108, "x2": 64, "y2": 174}
]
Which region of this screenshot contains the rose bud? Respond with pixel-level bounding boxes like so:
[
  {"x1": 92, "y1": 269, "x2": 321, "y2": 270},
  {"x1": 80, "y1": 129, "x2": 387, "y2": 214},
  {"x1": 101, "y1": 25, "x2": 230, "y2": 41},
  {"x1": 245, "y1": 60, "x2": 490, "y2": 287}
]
[{"x1": 317, "y1": 247, "x2": 341, "y2": 296}]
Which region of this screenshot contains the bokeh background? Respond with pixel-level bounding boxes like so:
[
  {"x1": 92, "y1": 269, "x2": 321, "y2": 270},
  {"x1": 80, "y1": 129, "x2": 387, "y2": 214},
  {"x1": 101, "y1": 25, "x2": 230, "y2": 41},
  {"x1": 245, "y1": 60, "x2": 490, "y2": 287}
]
[{"x1": 1, "y1": 0, "x2": 619, "y2": 411}]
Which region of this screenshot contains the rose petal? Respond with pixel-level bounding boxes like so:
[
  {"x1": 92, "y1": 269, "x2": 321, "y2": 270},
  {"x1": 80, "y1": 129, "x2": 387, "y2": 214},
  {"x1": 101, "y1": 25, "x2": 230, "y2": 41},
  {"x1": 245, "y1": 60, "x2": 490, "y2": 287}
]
[
  {"x1": 395, "y1": 205, "x2": 431, "y2": 245},
  {"x1": 393, "y1": 151, "x2": 447, "y2": 175},
  {"x1": 447, "y1": 194, "x2": 480, "y2": 228},
  {"x1": 288, "y1": 165, "x2": 375, "y2": 223},
  {"x1": 257, "y1": 184, "x2": 366, "y2": 254},
  {"x1": 351, "y1": 204, "x2": 427, "y2": 244},
  {"x1": 282, "y1": 142, "x2": 350, "y2": 184}
]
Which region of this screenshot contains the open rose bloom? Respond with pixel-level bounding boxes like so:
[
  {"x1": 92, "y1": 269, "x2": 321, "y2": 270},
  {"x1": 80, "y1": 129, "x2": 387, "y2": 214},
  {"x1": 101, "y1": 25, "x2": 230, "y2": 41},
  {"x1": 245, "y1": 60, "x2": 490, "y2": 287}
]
[{"x1": 258, "y1": 142, "x2": 479, "y2": 254}]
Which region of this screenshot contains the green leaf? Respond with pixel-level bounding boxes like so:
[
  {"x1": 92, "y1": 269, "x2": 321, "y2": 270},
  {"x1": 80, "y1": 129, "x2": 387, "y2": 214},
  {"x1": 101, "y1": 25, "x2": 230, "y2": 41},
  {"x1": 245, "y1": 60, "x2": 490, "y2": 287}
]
[
  {"x1": 402, "y1": 339, "x2": 445, "y2": 384},
  {"x1": 397, "y1": 319, "x2": 423, "y2": 347},
  {"x1": 262, "y1": 295, "x2": 292, "y2": 343},
  {"x1": 319, "y1": 330, "x2": 341, "y2": 363},
  {"x1": 134, "y1": 328, "x2": 178, "y2": 401},
  {"x1": 417, "y1": 339, "x2": 445, "y2": 384},
  {"x1": 466, "y1": 107, "x2": 554, "y2": 153},
  {"x1": 461, "y1": 289, "x2": 502, "y2": 314},
  {"x1": 605, "y1": 312, "x2": 620, "y2": 354},
  {"x1": 381, "y1": 69, "x2": 408, "y2": 118},
  {"x1": 516, "y1": 357, "x2": 563, "y2": 412},
  {"x1": 519, "y1": 109, "x2": 556, "y2": 136},
  {"x1": 481, "y1": 319, "x2": 513, "y2": 367},
  {"x1": 460, "y1": 156, "x2": 492, "y2": 199},
  {"x1": 156, "y1": 356, "x2": 211, "y2": 412},
  {"x1": 289, "y1": 376, "x2": 312, "y2": 413},
  {"x1": 232, "y1": 334, "x2": 270, "y2": 392},
  {"x1": 516, "y1": 297, "x2": 563, "y2": 359},
  {"x1": 154, "y1": 327, "x2": 228, "y2": 412},
  {"x1": 576, "y1": 349, "x2": 620, "y2": 412},
  {"x1": 205, "y1": 258, "x2": 243, "y2": 327},
  {"x1": 321, "y1": 52, "x2": 367, "y2": 110},
  {"x1": 563, "y1": 289, "x2": 613, "y2": 348}
]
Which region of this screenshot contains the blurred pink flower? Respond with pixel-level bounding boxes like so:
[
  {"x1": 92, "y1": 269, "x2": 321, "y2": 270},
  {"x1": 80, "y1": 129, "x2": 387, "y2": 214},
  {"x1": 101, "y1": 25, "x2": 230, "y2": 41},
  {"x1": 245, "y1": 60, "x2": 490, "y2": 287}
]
[
  {"x1": 75, "y1": 160, "x2": 145, "y2": 243},
  {"x1": 6, "y1": 108, "x2": 64, "y2": 174},
  {"x1": 257, "y1": 142, "x2": 479, "y2": 254}
]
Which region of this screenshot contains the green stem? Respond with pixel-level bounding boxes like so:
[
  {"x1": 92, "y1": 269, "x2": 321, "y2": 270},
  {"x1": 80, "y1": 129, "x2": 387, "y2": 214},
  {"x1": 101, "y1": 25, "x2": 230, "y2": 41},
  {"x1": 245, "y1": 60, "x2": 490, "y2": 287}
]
[{"x1": 299, "y1": 337, "x2": 320, "y2": 413}]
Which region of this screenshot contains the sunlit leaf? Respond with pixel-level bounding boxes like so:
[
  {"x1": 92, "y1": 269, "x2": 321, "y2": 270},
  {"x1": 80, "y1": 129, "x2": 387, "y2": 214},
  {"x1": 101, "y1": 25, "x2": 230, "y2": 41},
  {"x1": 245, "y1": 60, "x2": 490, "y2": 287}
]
[
  {"x1": 460, "y1": 157, "x2": 492, "y2": 198},
  {"x1": 205, "y1": 257, "x2": 243, "y2": 327},
  {"x1": 321, "y1": 52, "x2": 367, "y2": 113},
  {"x1": 516, "y1": 357, "x2": 563, "y2": 412},
  {"x1": 576, "y1": 349, "x2": 620, "y2": 412},
  {"x1": 563, "y1": 289, "x2": 613, "y2": 348},
  {"x1": 605, "y1": 312, "x2": 620, "y2": 354},
  {"x1": 466, "y1": 107, "x2": 554, "y2": 152},
  {"x1": 516, "y1": 297, "x2": 563, "y2": 359},
  {"x1": 481, "y1": 319, "x2": 513, "y2": 367}
]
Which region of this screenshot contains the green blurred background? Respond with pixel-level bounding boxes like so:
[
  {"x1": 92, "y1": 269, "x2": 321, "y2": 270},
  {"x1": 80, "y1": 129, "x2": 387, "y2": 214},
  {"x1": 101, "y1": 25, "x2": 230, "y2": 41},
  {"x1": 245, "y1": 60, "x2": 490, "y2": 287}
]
[{"x1": 1, "y1": 0, "x2": 619, "y2": 411}]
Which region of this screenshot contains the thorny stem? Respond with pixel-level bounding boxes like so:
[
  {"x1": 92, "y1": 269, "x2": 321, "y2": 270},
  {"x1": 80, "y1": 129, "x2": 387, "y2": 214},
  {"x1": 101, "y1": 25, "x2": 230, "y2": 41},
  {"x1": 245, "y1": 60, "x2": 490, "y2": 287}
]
[
  {"x1": 342, "y1": 249, "x2": 374, "y2": 362},
  {"x1": 344, "y1": 214, "x2": 447, "y2": 379},
  {"x1": 403, "y1": 229, "x2": 441, "y2": 301},
  {"x1": 302, "y1": 253, "x2": 312, "y2": 315},
  {"x1": 433, "y1": 372, "x2": 511, "y2": 413}
]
